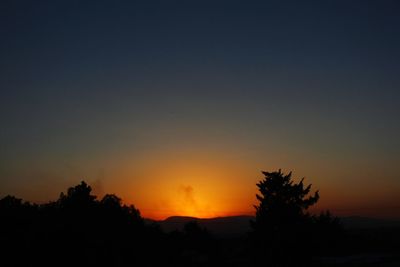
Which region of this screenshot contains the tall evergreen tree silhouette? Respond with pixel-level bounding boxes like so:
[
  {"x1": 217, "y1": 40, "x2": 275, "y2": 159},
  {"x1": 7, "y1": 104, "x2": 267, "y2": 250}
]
[
  {"x1": 252, "y1": 170, "x2": 319, "y2": 231},
  {"x1": 251, "y1": 169, "x2": 320, "y2": 265}
]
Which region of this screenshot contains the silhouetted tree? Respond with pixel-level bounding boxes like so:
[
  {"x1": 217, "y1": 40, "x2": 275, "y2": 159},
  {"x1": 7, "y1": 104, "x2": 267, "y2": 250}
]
[
  {"x1": 252, "y1": 170, "x2": 319, "y2": 230},
  {"x1": 27, "y1": 181, "x2": 149, "y2": 267},
  {"x1": 0, "y1": 196, "x2": 38, "y2": 266},
  {"x1": 58, "y1": 181, "x2": 97, "y2": 210},
  {"x1": 251, "y1": 169, "x2": 320, "y2": 265},
  {"x1": 179, "y1": 221, "x2": 215, "y2": 265},
  {"x1": 312, "y1": 210, "x2": 343, "y2": 255},
  {"x1": 101, "y1": 194, "x2": 122, "y2": 209},
  {"x1": 184, "y1": 221, "x2": 212, "y2": 246}
]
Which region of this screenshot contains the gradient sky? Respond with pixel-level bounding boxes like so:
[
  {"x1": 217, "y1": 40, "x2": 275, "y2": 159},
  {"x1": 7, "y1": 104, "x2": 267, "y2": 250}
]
[{"x1": 1, "y1": 0, "x2": 399, "y2": 219}]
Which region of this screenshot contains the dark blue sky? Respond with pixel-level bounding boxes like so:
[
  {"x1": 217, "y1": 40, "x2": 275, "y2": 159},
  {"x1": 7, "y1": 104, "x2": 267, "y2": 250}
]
[{"x1": 1, "y1": 0, "x2": 399, "y2": 218}]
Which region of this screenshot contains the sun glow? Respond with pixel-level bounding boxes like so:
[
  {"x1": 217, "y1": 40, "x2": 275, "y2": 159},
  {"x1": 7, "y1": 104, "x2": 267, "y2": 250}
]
[
  {"x1": 117, "y1": 151, "x2": 256, "y2": 220},
  {"x1": 128, "y1": 171, "x2": 253, "y2": 219}
]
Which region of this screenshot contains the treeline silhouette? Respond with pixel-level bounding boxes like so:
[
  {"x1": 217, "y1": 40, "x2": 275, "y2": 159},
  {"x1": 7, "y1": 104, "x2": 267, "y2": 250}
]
[
  {"x1": 1, "y1": 171, "x2": 398, "y2": 266},
  {"x1": 0, "y1": 181, "x2": 216, "y2": 267}
]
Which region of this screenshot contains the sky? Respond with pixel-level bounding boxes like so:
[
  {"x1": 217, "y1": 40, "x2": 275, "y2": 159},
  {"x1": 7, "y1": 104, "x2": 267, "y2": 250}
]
[{"x1": 1, "y1": 0, "x2": 399, "y2": 219}]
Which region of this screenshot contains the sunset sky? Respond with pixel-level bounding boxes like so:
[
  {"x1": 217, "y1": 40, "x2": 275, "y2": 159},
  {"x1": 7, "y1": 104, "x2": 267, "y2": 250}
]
[{"x1": 1, "y1": 1, "x2": 399, "y2": 220}]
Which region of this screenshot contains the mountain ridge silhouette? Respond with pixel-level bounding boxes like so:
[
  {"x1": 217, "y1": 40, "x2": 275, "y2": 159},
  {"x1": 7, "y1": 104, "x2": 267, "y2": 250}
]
[{"x1": 144, "y1": 215, "x2": 400, "y2": 237}]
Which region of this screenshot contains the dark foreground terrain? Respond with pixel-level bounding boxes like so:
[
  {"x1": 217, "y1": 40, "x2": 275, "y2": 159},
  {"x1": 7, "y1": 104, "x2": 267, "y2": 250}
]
[
  {"x1": 152, "y1": 215, "x2": 400, "y2": 266},
  {"x1": 1, "y1": 181, "x2": 399, "y2": 266}
]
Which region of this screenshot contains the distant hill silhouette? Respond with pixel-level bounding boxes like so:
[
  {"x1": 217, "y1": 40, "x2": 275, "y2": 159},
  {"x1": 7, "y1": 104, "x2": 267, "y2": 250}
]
[
  {"x1": 148, "y1": 215, "x2": 254, "y2": 237},
  {"x1": 145, "y1": 215, "x2": 400, "y2": 237},
  {"x1": 340, "y1": 216, "x2": 400, "y2": 229}
]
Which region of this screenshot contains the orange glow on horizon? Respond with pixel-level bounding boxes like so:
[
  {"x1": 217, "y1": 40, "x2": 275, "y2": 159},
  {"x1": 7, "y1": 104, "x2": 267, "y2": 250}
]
[
  {"x1": 111, "y1": 150, "x2": 258, "y2": 220},
  {"x1": 83, "y1": 149, "x2": 400, "y2": 221},
  {"x1": 132, "y1": 176, "x2": 256, "y2": 220}
]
